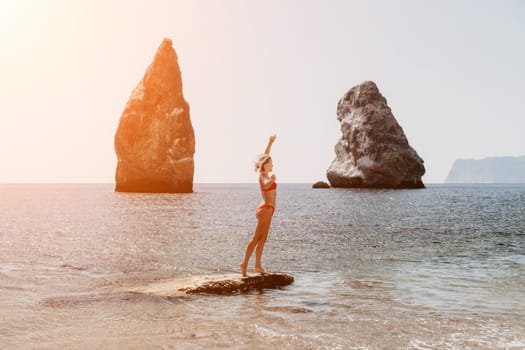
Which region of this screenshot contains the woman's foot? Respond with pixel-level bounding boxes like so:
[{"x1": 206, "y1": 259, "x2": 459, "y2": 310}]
[
  {"x1": 240, "y1": 262, "x2": 248, "y2": 277},
  {"x1": 254, "y1": 266, "x2": 268, "y2": 276}
]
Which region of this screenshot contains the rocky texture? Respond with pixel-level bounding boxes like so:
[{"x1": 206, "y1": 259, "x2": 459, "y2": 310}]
[
  {"x1": 445, "y1": 156, "x2": 525, "y2": 183},
  {"x1": 327, "y1": 81, "x2": 425, "y2": 189},
  {"x1": 115, "y1": 38, "x2": 195, "y2": 193},
  {"x1": 312, "y1": 181, "x2": 330, "y2": 189},
  {"x1": 180, "y1": 273, "x2": 294, "y2": 295},
  {"x1": 130, "y1": 273, "x2": 294, "y2": 296}
]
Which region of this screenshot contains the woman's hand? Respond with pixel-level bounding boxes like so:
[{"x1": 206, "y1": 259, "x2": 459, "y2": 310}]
[
  {"x1": 270, "y1": 174, "x2": 276, "y2": 182},
  {"x1": 264, "y1": 135, "x2": 277, "y2": 155}
]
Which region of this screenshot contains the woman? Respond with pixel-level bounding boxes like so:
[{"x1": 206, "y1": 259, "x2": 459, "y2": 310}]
[{"x1": 240, "y1": 135, "x2": 277, "y2": 277}]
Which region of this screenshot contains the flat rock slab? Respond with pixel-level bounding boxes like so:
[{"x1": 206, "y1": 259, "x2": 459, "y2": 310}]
[{"x1": 130, "y1": 273, "x2": 294, "y2": 296}]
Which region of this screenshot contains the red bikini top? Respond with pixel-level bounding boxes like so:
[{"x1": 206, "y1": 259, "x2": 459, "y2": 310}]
[{"x1": 261, "y1": 182, "x2": 277, "y2": 192}]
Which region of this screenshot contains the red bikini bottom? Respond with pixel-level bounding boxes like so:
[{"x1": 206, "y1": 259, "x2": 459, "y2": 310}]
[{"x1": 256, "y1": 203, "x2": 275, "y2": 216}]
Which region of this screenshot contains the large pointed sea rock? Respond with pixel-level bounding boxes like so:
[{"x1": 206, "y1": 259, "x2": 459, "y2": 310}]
[
  {"x1": 327, "y1": 81, "x2": 425, "y2": 188},
  {"x1": 114, "y1": 38, "x2": 195, "y2": 193}
]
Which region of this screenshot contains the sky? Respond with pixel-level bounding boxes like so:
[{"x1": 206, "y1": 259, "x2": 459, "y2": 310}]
[{"x1": 1, "y1": 0, "x2": 524, "y2": 183}]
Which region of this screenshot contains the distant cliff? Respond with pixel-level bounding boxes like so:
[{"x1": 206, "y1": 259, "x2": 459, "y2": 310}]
[{"x1": 445, "y1": 156, "x2": 525, "y2": 183}]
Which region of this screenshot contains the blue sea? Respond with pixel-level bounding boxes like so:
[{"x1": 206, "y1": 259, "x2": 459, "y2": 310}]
[{"x1": 1, "y1": 184, "x2": 524, "y2": 349}]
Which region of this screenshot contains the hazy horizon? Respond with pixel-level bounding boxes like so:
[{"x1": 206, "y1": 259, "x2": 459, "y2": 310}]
[{"x1": 2, "y1": 0, "x2": 524, "y2": 184}]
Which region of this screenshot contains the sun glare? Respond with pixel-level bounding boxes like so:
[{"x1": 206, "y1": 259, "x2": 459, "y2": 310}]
[
  {"x1": 0, "y1": 0, "x2": 53, "y2": 56},
  {"x1": 0, "y1": 0, "x2": 19, "y2": 32},
  {"x1": 0, "y1": 0, "x2": 26, "y2": 51}
]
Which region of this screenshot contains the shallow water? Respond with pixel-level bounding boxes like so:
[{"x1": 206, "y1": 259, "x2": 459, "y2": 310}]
[{"x1": 0, "y1": 183, "x2": 524, "y2": 349}]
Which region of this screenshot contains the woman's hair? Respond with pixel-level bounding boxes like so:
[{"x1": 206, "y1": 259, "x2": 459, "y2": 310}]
[{"x1": 255, "y1": 154, "x2": 271, "y2": 173}]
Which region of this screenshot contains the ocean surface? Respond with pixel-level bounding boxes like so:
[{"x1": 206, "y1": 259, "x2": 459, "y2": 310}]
[{"x1": 0, "y1": 183, "x2": 524, "y2": 349}]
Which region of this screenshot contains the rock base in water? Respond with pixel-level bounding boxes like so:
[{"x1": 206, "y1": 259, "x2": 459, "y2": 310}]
[{"x1": 130, "y1": 273, "x2": 294, "y2": 296}]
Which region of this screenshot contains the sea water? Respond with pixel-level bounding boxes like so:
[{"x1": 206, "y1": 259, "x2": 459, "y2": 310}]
[{"x1": 0, "y1": 184, "x2": 524, "y2": 349}]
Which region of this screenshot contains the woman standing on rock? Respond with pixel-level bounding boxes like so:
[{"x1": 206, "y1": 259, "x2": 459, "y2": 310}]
[{"x1": 240, "y1": 135, "x2": 277, "y2": 277}]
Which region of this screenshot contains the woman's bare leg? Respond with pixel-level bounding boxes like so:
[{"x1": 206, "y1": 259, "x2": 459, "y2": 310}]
[
  {"x1": 240, "y1": 209, "x2": 272, "y2": 277},
  {"x1": 254, "y1": 219, "x2": 271, "y2": 274}
]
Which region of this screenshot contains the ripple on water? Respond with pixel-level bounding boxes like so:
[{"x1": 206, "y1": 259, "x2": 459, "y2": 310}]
[{"x1": 1, "y1": 184, "x2": 524, "y2": 349}]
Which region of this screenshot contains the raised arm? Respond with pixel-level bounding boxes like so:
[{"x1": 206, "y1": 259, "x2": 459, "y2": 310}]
[{"x1": 263, "y1": 134, "x2": 277, "y2": 155}]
